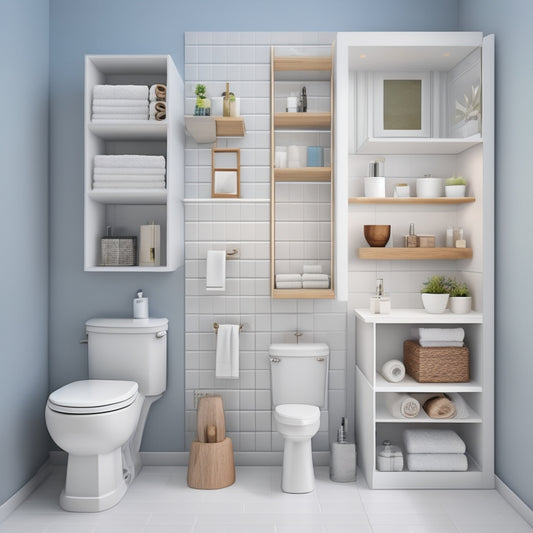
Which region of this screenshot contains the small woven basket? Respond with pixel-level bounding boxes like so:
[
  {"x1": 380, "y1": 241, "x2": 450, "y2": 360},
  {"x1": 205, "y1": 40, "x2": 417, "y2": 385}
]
[{"x1": 403, "y1": 340, "x2": 469, "y2": 383}]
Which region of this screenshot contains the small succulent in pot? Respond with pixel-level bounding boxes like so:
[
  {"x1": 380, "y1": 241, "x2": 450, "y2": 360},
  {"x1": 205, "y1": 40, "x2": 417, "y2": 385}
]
[
  {"x1": 448, "y1": 279, "x2": 472, "y2": 313},
  {"x1": 421, "y1": 275, "x2": 449, "y2": 314},
  {"x1": 445, "y1": 175, "x2": 467, "y2": 197},
  {"x1": 194, "y1": 84, "x2": 211, "y2": 116},
  {"x1": 421, "y1": 275, "x2": 449, "y2": 294}
]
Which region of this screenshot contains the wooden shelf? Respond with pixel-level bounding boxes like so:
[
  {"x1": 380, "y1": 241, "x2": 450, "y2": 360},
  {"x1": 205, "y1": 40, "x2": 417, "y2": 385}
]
[
  {"x1": 357, "y1": 137, "x2": 483, "y2": 155},
  {"x1": 274, "y1": 112, "x2": 331, "y2": 130},
  {"x1": 273, "y1": 56, "x2": 332, "y2": 72},
  {"x1": 358, "y1": 247, "x2": 473, "y2": 260},
  {"x1": 349, "y1": 197, "x2": 475, "y2": 205},
  {"x1": 185, "y1": 116, "x2": 245, "y2": 143},
  {"x1": 272, "y1": 288, "x2": 335, "y2": 299},
  {"x1": 215, "y1": 117, "x2": 246, "y2": 137},
  {"x1": 274, "y1": 167, "x2": 331, "y2": 182}
]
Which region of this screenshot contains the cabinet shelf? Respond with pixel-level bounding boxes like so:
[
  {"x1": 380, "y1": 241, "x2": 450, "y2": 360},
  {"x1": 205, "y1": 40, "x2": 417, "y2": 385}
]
[
  {"x1": 88, "y1": 121, "x2": 167, "y2": 141},
  {"x1": 185, "y1": 116, "x2": 245, "y2": 143},
  {"x1": 272, "y1": 288, "x2": 335, "y2": 299},
  {"x1": 349, "y1": 197, "x2": 475, "y2": 205},
  {"x1": 375, "y1": 405, "x2": 481, "y2": 424},
  {"x1": 274, "y1": 112, "x2": 331, "y2": 130},
  {"x1": 374, "y1": 373, "x2": 483, "y2": 392},
  {"x1": 274, "y1": 167, "x2": 331, "y2": 182},
  {"x1": 357, "y1": 136, "x2": 482, "y2": 155},
  {"x1": 354, "y1": 308, "x2": 483, "y2": 324},
  {"x1": 88, "y1": 189, "x2": 167, "y2": 205},
  {"x1": 358, "y1": 247, "x2": 473, "y2": 260}
]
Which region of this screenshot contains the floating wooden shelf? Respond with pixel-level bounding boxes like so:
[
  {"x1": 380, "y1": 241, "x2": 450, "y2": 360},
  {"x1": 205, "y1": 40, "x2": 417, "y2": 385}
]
[
  {"x1": 273, "y1": 56, "x2": 332, "y2": 72},
  {"x1": 357, "y1": 137, "x2": 482, "y2": 155},
  {"x1": 185, "y1": 116, "x2": 245, "y2": 143},
  {"x1": 274, "y1": 112, "x2": 331, "y2": 130},
  {"x1": 215, "y1": 117, "x2": 246, "y2": 137},
  {"x1": 349, "y1": 197, "x2": 475, "y2": 205},
  {"x1": 358, "y1": 247, "x2": 473, "y2": 260},
  {"x1": 272, "y1": 288, "x2": 335, "y2": 299},
  {"x1": 274, "y1": 167, "x2": 331, "y2": 182}
]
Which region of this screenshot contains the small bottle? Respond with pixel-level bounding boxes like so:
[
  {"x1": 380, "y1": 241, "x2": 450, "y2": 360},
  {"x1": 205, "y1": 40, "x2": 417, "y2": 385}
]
[
  {"x1": 133, "y1": 289, "x2": 149, "y2": 319},
  {"x1": 223, "y1": 82, "x2": 231, "y2": 117},
  {"x1": 337, "y1": 417, "x2": 346, "y2": 443},
  {"x1": 301, "y1": 86, "x2": 307, "y2": 112},
  {"x1": 287, "y1": 92, "x2": 298, "y2": 113},
  {"x1": 446, "y1": 226, "x2": 454, "y2": 247},
  {"x1": 405, "y1": 223, "x2": 418, "y2": 247}
]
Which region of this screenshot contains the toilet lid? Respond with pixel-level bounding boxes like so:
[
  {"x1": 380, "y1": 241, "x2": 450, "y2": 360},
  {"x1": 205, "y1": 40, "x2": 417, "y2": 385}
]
[
  {"x1": 275, "y1": 404, "x2": 320, "y2": 426},
  {"x1": 47, "y1": 380, "x2": 138, "y2": 414}
]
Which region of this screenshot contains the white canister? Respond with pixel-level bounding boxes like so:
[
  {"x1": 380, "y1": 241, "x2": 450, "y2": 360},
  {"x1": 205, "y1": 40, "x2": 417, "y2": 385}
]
[
  {"x1": 287, "y1": 95, "x2": 298, "y2": 113},
  {"x1": 416, "y1": 177, "x2": 443, "y2": 198},
  {"x1": 133, "y1": 290, "x2": 149, "y2": 319},
  {"x1": 230, "y1": 97, "x2": 240, "y2": 117},
  {"x1": 364, "y1": 177, "x2": 386, "y2": 198}
]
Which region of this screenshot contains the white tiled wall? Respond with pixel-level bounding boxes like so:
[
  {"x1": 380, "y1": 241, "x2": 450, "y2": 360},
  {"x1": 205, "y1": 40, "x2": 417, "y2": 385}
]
[{"x1": 184, "y1": 32, "x2": 345, "y2": 455}]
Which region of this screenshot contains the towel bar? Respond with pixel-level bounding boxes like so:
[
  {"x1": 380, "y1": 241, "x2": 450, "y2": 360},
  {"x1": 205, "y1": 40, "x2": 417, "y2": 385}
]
[
  {"x1": 213, "y1": 322, "x2": 244, "y2": 334},
  {"x1": 226, "y1": 249, "x2": 239, "y2": 258}
]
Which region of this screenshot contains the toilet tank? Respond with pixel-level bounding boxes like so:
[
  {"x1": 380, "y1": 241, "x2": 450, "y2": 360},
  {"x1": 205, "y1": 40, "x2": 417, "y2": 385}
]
[
  {"x1": 269, "y1": 343, "x2": 329, "y2": 407},
  {"x1": 86, "y1": 318, "x2": 168, "y2": 396}
]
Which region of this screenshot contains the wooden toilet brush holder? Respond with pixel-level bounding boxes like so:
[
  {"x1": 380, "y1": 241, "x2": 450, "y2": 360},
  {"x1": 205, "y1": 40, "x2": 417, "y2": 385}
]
[{"x1": 187, "y1": 396, "x2": 235, "y2": 489}]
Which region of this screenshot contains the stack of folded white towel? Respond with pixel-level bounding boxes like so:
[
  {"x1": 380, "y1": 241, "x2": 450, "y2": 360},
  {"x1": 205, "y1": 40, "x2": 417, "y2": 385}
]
[
  {"x1": 275, "y1": 265, "x2": 330, "y2": 289},
  {"x1": 403, "y1": 429, "x2": 468, "y2": 471},
  {"x1": 149, "y1": 83, "x2": 167, "y2": 121},
  {"x1": 92, "y1": 155, "x2": 166, "y2": 191},
  {"x1": 411, "y1": 327, "x2": 465, "y2": 347},
  {"x1": 92, "y1": 85, "x2": 149, "y2": 121}
]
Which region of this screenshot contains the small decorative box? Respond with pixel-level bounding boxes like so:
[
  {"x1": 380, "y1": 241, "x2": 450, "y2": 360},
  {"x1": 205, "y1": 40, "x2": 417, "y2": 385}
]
[
  {"x1": 417, "y1": 234, "x2": 435, "y2": 248},
  {"x1": 101, "y1": 236, "x2": 137, "y2": 266}
]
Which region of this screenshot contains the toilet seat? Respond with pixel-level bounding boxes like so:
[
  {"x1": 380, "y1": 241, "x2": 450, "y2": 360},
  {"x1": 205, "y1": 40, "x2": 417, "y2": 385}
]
[
  {"x1": 47, "y1": 380, "x2": 138, "y2": 415},
  {"x1": 275, "y1": 404, "x2": 320, "y2": 426}
]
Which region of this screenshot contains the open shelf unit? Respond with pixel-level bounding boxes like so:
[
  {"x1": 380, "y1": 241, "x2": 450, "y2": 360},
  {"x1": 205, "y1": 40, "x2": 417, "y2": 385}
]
[
  {"x1": 84, "y1": 55, "x2": 184, "y2": 271},
  {"x1": 271, "y1": 49, "x2": 335, "y2": 298}
]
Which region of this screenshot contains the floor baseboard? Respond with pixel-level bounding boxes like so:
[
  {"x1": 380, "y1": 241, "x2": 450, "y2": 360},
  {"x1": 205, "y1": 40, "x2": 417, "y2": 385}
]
[{"x1": 495, "y1": 476, "x2": 533, "y2": 527}]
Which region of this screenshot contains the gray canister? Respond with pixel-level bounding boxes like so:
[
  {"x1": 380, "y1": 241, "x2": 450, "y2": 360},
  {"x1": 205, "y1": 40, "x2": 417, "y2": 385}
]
[{"x1": 330, "y1": 441, "x2": 357, "y2": 482}]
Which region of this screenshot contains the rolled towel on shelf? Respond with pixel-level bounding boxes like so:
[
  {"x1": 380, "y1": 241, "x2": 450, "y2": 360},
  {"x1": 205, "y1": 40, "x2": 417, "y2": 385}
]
[
  {"x1": 302, "y1": 280, "x2": 330, "y2": 289},
  {"x1": 92, "y1": 113, "x2": 149, "y2": 120},
  {"x1": 276, "y1": 281, "x2": 302, "y2": 289},
  {"x1": 93, "y1": 167, "x2": 166, "y2": 176},
  {"x1": 276, "y1": 274, "x2": 302, "y2": 282},
  {"x1": 381, "y1": 359, "x2": 405, "y2": 383},
  {"x1": 93, "y1": 84, "x2": 148, "y2": 100},
  {"x1": 406, "y1": 453, "x2": 468, "y2": 472},
  {"x1": 419, "y1": 340, "x2": 464, "y2": 347},
  {"x1": 418, "y1": 328, "x2": 465, "y2": 343},
  {"x1": 91, "y1": 98, "x2": 148, "y2": 107},
  {"x1": 150, "y1": 84, "x2": 167, "y2": 101},
  {"x1": 149, "y1": 101, "x2": 167, "y2": 121},
  {"x1": 411, "y1": 393, "x2": 456, "y2": 419},
  {"x1": 303, "y1": 264, "x2": 322, "y2": 274},
  {"x1": 94, "y1": 155, "x2": 166, "y2": 169},
  {"x1": 301, "y1": 273, "x2": 330, "y2": 281},
  {"x1": 384, "y1": 393, "x2": 420, "y2": 418},
  {"x1": 403, "y1": 428, "x2": 466, "y2": 454}
]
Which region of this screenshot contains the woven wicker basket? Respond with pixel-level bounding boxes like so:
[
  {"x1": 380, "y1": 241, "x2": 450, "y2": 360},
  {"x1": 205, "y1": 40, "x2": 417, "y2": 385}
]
[{"x1": 403, "y1": 340, "x2": 469, "y2": 383}]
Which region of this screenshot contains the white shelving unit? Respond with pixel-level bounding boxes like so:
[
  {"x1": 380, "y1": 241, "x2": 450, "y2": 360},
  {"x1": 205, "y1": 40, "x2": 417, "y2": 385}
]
[
  {"x1": 84, "y1": 55, "x2": 184, "y2": 272},
  {"x1": 335, "y1": 32, "x2": 494, "y2": 489}
]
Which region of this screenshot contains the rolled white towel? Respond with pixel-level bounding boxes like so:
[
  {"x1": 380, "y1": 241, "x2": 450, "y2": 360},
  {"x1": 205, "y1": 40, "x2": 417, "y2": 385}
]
[
  {"x1": 303, "y1": 264, "x2": 322, "y2": 274},
  {"x1": 92, "y1": 113, "x2": 148, "y2": 120},
  {"x1": 149, "y1": 84, "x2": 167, "y2": 101},
  {"x1": 93, "y1": 167, "x2": 165, "y2": 176},
  {"x1": 384, "y1": 393, "x2": 420, "y2": 418},
  {"x1": 276, "y1": 274, "x2": 302, "y2": 282},
  {"x1": 301, "y1": 273, "x2": 329, "y2": 281},
  {"x1": 403, "y1": 429, "x2": 466, "y2": 454},
  {"x1": 94, "y1": 155, "x2": 166, "y2": 169},
  {"x1": 93, "y1": 181, "x2": 166, "y2": 189},
  {"x1": 407, "y1": 453, "x2": 468, "y2": 472},
  {"x1": 276, "y1": 281, "x2": 302, "y2": 289},
  {"x1": 92, "y1": 98, "x2": 148, "y2": 107},
  {"x1": 419, "y1": 340, "x2": 464, "y2": 347},
  {"x1": 92, "y1": 105, "x2": 148, "y2": 114},
  {"x1": 93, "y1": 174, "x2": 166, "y2": 182},
  {"x1": 381, "y1": 359, "x2": 405, "y2": 382},
  {"x1": 418, "y1": 328, "x2": 465, "y2": 343},
  {"x1": 93, "y1": 84, "x2": 148, "y2": 100},
  {"x1": 302, "y1": 280, "x2": 330, "y2": 289}
]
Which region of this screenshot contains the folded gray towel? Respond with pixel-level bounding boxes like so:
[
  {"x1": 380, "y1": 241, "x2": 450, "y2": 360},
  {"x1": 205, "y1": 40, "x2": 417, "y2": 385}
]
[
  {"x1": 407, "y1": 453, "x2": 468, "y2": 471},
  {"x1": 403, "y1": 429, "x2": 466, "y2": 454}
]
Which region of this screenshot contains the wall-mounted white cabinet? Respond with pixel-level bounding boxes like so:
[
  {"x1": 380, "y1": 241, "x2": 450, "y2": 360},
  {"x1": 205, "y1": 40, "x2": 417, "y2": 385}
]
[
  {"x1": 335, "y1": 32, "x2": 494, "y2": 489},
  {"x1": 84, "y1": 55, "x2": 184, "y2": 271}
]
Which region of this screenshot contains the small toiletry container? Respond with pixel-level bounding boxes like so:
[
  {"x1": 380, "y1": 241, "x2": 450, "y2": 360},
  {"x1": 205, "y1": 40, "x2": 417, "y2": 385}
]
[
  {"x1": 133, "y1": 290, "x2": 149, "y2": 319},
  {"x1": 364, "y1": 177, "x2": 386, "y2": 198},
  {"x1": 330, "y1": 418, "x2": 356, "y2": 482},
  {"x1": 376, "y1": 441, "x2": 404, "y2": 472}
]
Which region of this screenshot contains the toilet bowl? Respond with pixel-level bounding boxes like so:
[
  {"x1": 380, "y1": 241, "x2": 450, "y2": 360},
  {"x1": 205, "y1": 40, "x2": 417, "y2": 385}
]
[
  {"x1": 45, "y1": 318, "x2": 168, "y2": 512},
  {"x1": 269, "y1": 343, "x2": 329, "y2": 494}
]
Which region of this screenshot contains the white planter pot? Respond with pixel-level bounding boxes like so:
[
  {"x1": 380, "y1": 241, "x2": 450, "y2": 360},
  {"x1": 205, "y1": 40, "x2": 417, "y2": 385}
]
[
  {"x1": 445, "y1": 185, "x2": 466, "y2": 197},
  {"x1": 416, "y1": 178, "x2": 443, "y2": 198},
  {"x1": 364, "y1": 177, "x2": 386, "y2": 198},
  {"x1": 449, "y1": 296, "x2": 472, "y2": 314},
  {"x1": 421, "y1": 293, "x2": 449, "y2": 314}
]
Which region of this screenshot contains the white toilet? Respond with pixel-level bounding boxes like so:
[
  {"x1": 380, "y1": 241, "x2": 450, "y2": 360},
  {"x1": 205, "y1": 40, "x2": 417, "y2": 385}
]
[
  {"x1": 45, "y1": 318, "x2": 168, "y2": 512},
  {"x1": 269, "y1": 342, "x2": 329, "y2": 493}
]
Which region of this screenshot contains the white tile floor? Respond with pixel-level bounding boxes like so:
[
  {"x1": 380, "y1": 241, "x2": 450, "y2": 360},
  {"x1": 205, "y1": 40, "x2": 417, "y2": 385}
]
[{"x1": 0, "y1": 466, "x2": 531, "y2": 533}]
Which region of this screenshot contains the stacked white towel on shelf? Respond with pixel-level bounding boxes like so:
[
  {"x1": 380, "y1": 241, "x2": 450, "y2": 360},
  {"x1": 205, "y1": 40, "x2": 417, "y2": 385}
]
[
  {"x1": 92, "y1": 155, "x2": 166, "y2": 191},
  {"x1": 403, "y1": 429, "x2": 468, "y2": 471},
  {"x1": 411, "y1": 327, "x2": 465, "y2": 347},
  {"x1": 275, "y1": 266, "x2": 330, "y2": 289},
  {"x1": 275, "y1": 274, "x2": 302, "y2": 289},
  {"x1": 302, "y1": 273, "x2": 330, "y2": 289},
  {"x1": 149, "y1": 84, "x2": 167, "y2": 121},
  {"x1": 92, "y1": 85, "x2": 149, "y2": 121}
]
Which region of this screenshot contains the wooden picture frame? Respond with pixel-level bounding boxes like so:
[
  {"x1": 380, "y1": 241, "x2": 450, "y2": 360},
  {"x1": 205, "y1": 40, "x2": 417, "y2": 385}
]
[{"x1": 211, "y1": 148, "x2": 240, "y2": 198}]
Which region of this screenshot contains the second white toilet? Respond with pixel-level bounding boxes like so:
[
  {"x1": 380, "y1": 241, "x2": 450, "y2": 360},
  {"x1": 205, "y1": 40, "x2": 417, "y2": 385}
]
[{"x1": 269, "y1": 342, "x2": 329, "y2": 493}]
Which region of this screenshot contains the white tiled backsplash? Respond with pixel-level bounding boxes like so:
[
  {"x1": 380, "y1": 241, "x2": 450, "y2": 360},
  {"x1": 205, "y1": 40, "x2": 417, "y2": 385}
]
[{"x1": 184, "y1": 32, "x2": 344, "y2": 453}]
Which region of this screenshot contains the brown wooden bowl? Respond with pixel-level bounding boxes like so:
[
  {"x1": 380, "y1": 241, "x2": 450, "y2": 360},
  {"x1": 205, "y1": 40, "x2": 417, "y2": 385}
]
[{"x1": 364, "y1": 225, "x2": 391, "y2": 247}]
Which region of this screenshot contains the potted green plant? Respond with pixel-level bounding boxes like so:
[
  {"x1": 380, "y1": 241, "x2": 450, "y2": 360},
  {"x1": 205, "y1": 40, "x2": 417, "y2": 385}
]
[
  {"x1": 421, "y1": 275, "x2": 450, "y2": 313},
  {"x1": 448, "y1": 279, "x2": 472, "y2": 314},
  {"x1": 194, "y1": 84, "x2": 211, "y2": 116},
  {"x1": 445, "y1": 175, "x2": 467, "y2": 198}
]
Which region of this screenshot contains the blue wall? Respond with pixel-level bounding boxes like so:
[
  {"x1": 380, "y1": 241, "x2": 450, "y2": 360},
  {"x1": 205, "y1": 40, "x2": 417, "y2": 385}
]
[
  {"x1": 48, "y1": 0, "x2": 459, "y2": 455},
  {"x1": 460, "y1": 0, "x2": 533, "y2": 511},
  {"x1": 0, "y1": 0, "x2": 50, "y2": 506}
]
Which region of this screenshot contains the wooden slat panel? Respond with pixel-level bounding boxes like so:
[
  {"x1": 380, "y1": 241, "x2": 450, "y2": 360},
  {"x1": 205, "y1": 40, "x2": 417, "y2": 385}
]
[
  {"x1": 272, "y1": 289, "x2": 336, "y2": 299},
  {"x1": 274, "y1": 168, "x2": 331, "y2": 182},
  {"x1": 215, "y1": 117, "x2": 245, "y2": 137}
]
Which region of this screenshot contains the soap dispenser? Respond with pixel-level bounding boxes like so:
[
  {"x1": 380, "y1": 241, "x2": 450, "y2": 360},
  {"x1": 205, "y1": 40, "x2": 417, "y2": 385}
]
[{"x1": 133, "y1": 289, "x2": 149, "y2": 319}]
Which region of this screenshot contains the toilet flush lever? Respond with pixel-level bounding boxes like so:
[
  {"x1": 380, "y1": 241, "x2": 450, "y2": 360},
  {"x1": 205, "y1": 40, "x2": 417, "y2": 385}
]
[
  {"x1": 270, "y1": 357, "x2": 281, "y2": 363},
  {"x1": 316, "y1": 357, "x2": 325, "y2": 362},
  {"x1": 155, "y1": 331, "x2": 167, "y2": 339}
]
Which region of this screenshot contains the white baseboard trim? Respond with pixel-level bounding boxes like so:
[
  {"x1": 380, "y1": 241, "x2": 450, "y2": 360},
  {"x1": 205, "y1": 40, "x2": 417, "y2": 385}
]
[
  {"x1": 495, "y1": 476, "x2": 533, "y2": 527},
  {"x1": 0, "y1": 461, "x2": 52, "y2": 522}
]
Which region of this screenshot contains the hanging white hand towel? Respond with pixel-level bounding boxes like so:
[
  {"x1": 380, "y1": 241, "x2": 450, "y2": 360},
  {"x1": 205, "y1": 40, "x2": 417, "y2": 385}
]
[
  {"x1": 206, "y1": 250, "x2": 226, "y2": 291},
  {"x1": 215, "y1": 324, "x2": 240, "y2": 379}
]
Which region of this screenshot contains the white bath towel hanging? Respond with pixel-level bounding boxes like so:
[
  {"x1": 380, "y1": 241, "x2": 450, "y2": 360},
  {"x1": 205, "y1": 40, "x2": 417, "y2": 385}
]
[
  {"x1": 206, "y1": 250, "x2": 226, "y2": 292},
  {"x1": 215, "y1": 324, "x2": 240, "y2": 379}
]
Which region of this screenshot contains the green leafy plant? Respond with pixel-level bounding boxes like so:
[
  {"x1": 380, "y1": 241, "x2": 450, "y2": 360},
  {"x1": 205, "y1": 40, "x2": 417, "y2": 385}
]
[
  {"x1": 421, "y1": 275, "x2": 449, "y2": 294},
  {"x1": 448, "y1": 279, "x2": 470, "y2": 297},
  {"x1": 445, "y1": 175, "x2": 467, "y2": 186},
  {"x1": 195, "y1": 84, "x2": 207, "y2": 99}
]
